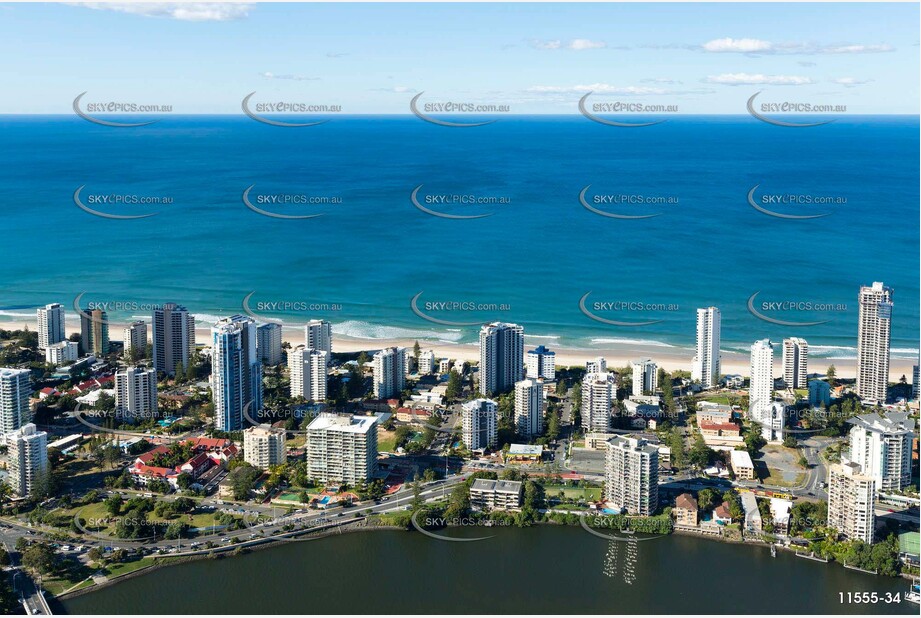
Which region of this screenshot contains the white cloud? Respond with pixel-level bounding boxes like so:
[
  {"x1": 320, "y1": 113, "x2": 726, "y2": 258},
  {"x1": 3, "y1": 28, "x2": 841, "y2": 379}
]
[
  {"x1": 569, "y1": 39, "x2": 607, "y2": 51},
  {"x1": 832, "y1": 77, "x2": 872, "y2": 88},
  {"x1": 702, "y1": 37, "x2": 773, "y2": 53},
  {"x1": 700, "y1": 37, "x2": 894, "y2": 55},
  {"x1": 260, "y1": 72, "x2": 320, "y2": 82},
  {"x1": 372, "y1": 86, "x2": 417, "y2": 94},
  {"x1": 531, "y1": 38, "x2": 607, "y2": 51},
  {"x1": 798, "y1": 61, "x2": 817, "y2": 67},
  {"x1": 67, "y1": 3, "x2": 251, "y2": 21},
  {"x1": 528, "y1": 84, "x2": 669, "y2": 95},
  {"x1": 704, "y1": 73, "x2": 814, "y2": 86},
  {"x1": 641, "y1": 78, "x2": 682, "y2": 85}
]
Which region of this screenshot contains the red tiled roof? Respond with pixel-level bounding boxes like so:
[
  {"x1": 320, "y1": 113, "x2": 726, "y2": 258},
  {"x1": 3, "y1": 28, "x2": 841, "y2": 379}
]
[
  {"x1": 131, "y1": 463, "x2": 177, "y2": 479},
  {"x1": 675, "y1": 493, "x2": 698, "y2": 510},
  {"x1": 136, "y1": 444, "x2": 170, "y2": 464},
  {"x1": 700, "y1": 422, "x2": 740, "y2": 434}
]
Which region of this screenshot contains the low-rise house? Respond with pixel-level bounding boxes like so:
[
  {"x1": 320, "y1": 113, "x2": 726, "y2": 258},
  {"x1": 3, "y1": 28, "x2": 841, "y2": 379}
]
[
  {"x1": 712, "y1": 501, "x2": 732, "y2": 525},
  {"x1": 470, "y1": 478, "x2": 523, "y2": 512},
  {"x1": 506, "y1": 444, "x2": 543, "y2": 462},
  {"x1": 769, "y1": 498, "x2": 793, "y2": 535},
  {"x1": 697, "y1": 402, "x2": 733, "y2": 425},
  {"x1": 730, "y1": 449, "x2": 756, "y2": 480},
  {"x1": 674, "y1": 493, "x2": 699, "y2": 526},
  {"x1": 700, "y1": 421, "x2": 744, "y2": 448}
]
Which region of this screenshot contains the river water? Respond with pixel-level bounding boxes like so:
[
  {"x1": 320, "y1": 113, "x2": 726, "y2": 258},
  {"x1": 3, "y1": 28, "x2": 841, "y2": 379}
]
[{"x1": 58, "y1": 527, "x2": 916, "y2": 614}]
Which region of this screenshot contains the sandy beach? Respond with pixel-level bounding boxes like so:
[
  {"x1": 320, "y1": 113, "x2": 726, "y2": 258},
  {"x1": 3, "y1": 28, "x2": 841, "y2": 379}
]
[{"x1": 3, "y1": 314, "x2": 914, "y2": 383}]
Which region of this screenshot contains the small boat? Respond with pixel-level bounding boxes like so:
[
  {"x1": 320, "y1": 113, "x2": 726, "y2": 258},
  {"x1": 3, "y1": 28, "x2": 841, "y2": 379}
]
[{"x1": 906, "y1": 583, "x2": 920, "y2": 605}]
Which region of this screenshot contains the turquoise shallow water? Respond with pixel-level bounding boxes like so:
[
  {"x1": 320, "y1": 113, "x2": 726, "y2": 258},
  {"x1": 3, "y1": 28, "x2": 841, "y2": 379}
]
[{"x1": 0, "y1": 115, "x2": 917, "y2": 360}]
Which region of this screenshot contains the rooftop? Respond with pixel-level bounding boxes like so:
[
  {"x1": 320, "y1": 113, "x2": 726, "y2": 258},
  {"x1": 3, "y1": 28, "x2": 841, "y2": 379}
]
[
  {"x1": 509, "y1": 444, "x2": 543, "y2": 456},
  {"x1": 849, "y1": 410, "x2": 915, "y2": 434},
  {"x1": 730, "y1": 449, "x2": 754, "y2": 468},
  {"x1": 471, "y1": 478, "x2": 523, "y2": 494},
  {"x1": 307, "y1": 413, "x2": 378, "y2": 434}
]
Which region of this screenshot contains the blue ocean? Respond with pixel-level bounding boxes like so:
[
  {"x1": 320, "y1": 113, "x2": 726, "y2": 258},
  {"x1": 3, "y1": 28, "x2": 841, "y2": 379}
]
[{"x1": 0, "y1": 115, "x2": 918, "y2": 361}]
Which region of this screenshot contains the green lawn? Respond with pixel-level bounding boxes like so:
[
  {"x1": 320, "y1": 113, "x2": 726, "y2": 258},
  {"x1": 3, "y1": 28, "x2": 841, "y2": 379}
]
[
  {"x1": 542, "y1": 485, "x2": 602, "y2": 501},
  {"x1": 378, "y1": 431, "x2": 398, "y2": 452}
]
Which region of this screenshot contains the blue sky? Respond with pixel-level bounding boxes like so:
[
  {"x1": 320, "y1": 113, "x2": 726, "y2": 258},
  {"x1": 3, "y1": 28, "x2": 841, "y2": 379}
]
[{"x1": 0, "y1": 2, "x2": 918, "y2": 113}]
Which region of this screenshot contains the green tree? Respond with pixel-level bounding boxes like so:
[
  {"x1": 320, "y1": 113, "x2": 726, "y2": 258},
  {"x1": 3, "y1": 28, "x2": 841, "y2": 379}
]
[{"x1": 22, "y1": 543, "x2": 57, "y2": 575}]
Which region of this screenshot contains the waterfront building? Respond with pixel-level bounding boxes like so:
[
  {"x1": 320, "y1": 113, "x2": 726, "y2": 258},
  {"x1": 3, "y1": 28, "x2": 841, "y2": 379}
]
[
  {"x1": 856, "y1": 282, "x2": 893, "y2": 404},
  {"x1": 674, "y1": 493, "x2": 699, "y2": 526},
  {"x1": 211, "y1": 315, "x2": 262, "y2": 432},
  {"x1": 152, "y1": 303, "x2": 195, "y2": 376},
  {"x1": 123, "y1": 321, "x2": 148, "y2": 357},
  {"x1": 847, "y1": 411, "x2": 915, "y2": 492},
  {"x1": 692, "y1": 307, "x2": 721, "y2": 389},
  {"x1": 417, "y1": 349, "x2": 435, "y2": 375},
  {"x1": 631, "y1": 358, "x2": 657, "y2": 397},
  {"x1": 305, "y1": 413, "x2": 377, "y2": 485},
  {"x1": 514, "y1": 378, "x2": 543, "y2": 438},
  {"x1": 526, "y1": 345, "x2": 555, "y2": 380},
  {"x1": 828, "y1": 459, "x2": 876, "y2": 544},
  {"x1": 114, "y1": 366, "x2": 157, "y2": 422},
  {"x1": 243, "y1": 426, "x2": 287, "y2": 468},
  {"x1": 372, "y1": 347, "x2": 406, "y2": 399},
  {"x1": 478, "y1": 322, "x2": 524, "y2": 396},
  {"x1": 79, "y1": 308, "x2": 109, "y2": 356},
  {"x1": 462, "y1": 398, "x2": 498, "y2": 450},
  {"x1": 585, "y1": 357, "x2": 607, "y2": 375},
  {"x1": 470, "y1": 478, "x2": 523, "y2": 511},
  {"x1": 36, "y1": 303, "x2": 65, "y2": 350},
  {"x1": 305, "y1": 320, "x2": 332, "y2": 364},
  {"x1": 749, "y1": 339, "x2": 782, "y2": 441},
  {"x1": 256, "y1": 323, "x2": 283, "y2": 366},
  {"x1": 0, "y1": 367, "x2": 31, "y2": 438},
  {"x1": 45, "y1": 341, "x2": 78, "y2": 365},
  {"x1": 604, "y1": 435, "x2": 658, "y2": 516},
  {"x1": 7, "y1": 423, "x2": 48, "y2": 497},
  {"x1": 782, "y1": 337, "x2": 808, "y2": 389},
  {"x1": 581, "y1": 372, "x2": 616, "y2": 433}
]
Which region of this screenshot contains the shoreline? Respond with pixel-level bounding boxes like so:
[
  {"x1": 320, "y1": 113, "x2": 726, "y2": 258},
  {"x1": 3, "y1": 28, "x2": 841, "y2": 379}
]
[{"x1": 2, "y1": 315, "x2": 916, "y2": 382}]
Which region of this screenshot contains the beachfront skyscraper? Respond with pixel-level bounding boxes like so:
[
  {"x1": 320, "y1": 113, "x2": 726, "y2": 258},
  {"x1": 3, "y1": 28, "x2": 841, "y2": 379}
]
[
  {"x1": 856, "y1": 282, "x2": 893, "y2": 404},
  {"x1": 36, "y1": 303, "x2": 65, "y2": 350},
  {"x1": 462, "y1": 398, "x2": 498, "y2": 450},
  {"x1": 581, "y1": 372, "x2": 616, "y2": 433},
  {"x1": 692, "y1": 307, "x2": 721, "y2": 389},
  {"x1": 631, "y1": 358, "x2": 657, "y2": 397},
  {"x1": 305, "y1": 320, "x2": 332, "y2": 364},
  {"x1": 479, "y1": 322, "x2": 524, "y2": 396},
  {"x1": 256, "y1": 322, "x2": 283, "y2": 366},
  {"x1": 585, "y1": 357, "x2": 607, "y2": 375},
  {"x1": 79, "y1": 307, "x2": 109, "y2": 356},
  {"x1": 604, "y1": 436, "x2": 659, "y2": 516},
  {"x1": 211, "y1": 315, "x2": 263, "y2": 431},
  {"x1": 152, "y1": 303, "x2": 195, "y2": 376},
  {"x1": 7, "y1": 423, "x2": 48, "y2": 498},
  {"x1": 782, "y1": 337, "x2": 808, "y2": 390},
  {"x1": 0, "y1": 367, "x2": 31, "y2": 439},
  {"x1": 123, "y1": 321, "x2": 148, "y2": 357},
  {"x1": 526, "y1": 345, "x2": 555, "y2": 380},
  {"x1": 114, "y1": 366, "x2": 158, "y2": 422},
  {"x1": 288, "y1": 346, "x2": 328, "y2": 401},
  {"x1": 372, "y1": 347, "x2": 406, "y2": 399},
  {"x1": 827, "y1": 459, "x2": 875, "y2": 544},
  {"x1": 847, "y1": 411, "x2": 915, "y2": 492},
  {"x1": 514, "y1": 378, "x2": 543, "y2": 438}
]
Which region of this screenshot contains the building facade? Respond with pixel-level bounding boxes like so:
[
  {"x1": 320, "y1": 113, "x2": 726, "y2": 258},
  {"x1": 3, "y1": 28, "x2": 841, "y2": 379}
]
[
  {"x1": 211, "y1": 315, "x2": 263, "y2": 432},
  {"x1": 80, "y1": 308, "x2": 109, "y2": 356},
  {"x1": 7, "y1": 423, "x2": 48, "y2": 497},
  {"x1": 45, "y1": 341, "x2": 78, "y2": 365},
  {"x1": 526, "y1": 345, "x2": 555, "y2": 380},
  {"x1": 514, "y1": 378, "x2": 543, "y2": 438},
  {"x1": 305, "y1": 413, "x2": 377, "y2": 485},
  {"x1": 604, "y1": 436, "x2": 659, "y2": 516},
  {"x1": 581, "y1": 372, "x2": 616, "y2": 433},
  {"x1": 152, "y1": 303, "x2": 195, "y2": 376},
  {"x1": 478, "y1": 322, "x2": 524, "y2": 396},
  {"x1": 372, "y1": 347, "x2": 406, "y2": 399},
  {"x1": 0, "y1": 367, "x2": 31, "y2": 438},
  {"x1": 123, "y1": 321, "x2": 148, "y2": 357},
  {"x1": 37, "y1": 303, "x2": 65, "y2": 350},
  {"x1": 256, "y1": 323, "x2": 283, "y2": 366},
  {"x1": 828, "y1": 459, "x2": 875, "y2": 544},
  {"x1": 847, "y1": 411, "x2": 915, "y2": 492},
  {"x1": 288, "y1": 346, "x2": 328, "y2": 401},
  {"x1": 856, "y1": 282, "x2": 893, "y2": 404},
  {"x1": 782, "y1": 337, "x2": 808, "y2": 389},
  {"x1": 115, "y1": 366, "x2": 158, "y2": 422},
  {"x1": 631, "y1": 358, "x2": 657, "y2": 397},
  {"x1": 305, "y1": 320, "x2": 332, "y2": 364},
  {"x1": 692, "y1": 307, "x2": 721, "y2": 389},
  {"x1": 462, "y1": 398, "x2": 498, "y2": 450},
  {"x1": 243, "y1": 426, "x2": 287, "y2": 468}
]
